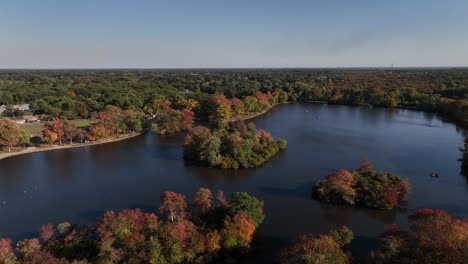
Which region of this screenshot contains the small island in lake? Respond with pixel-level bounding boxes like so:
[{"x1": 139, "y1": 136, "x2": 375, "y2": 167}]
[
  {"x1": 184, "y1": 120, "x2": 287, "y2": 169},
  {"x1": 313, "y1": 160, "x2": 410, "y2": 210},
  {"x1": 183, "y1": 93, "x2": 287, "y2": 169}
]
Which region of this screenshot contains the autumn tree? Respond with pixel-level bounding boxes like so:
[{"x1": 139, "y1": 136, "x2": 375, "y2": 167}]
[
  {"x1": 91, "y1": 111, "x2": 115, "y2": 136},
  {"x1": 222, "y1": 212, "x2": 256, "y2": 249},
  {"x1": 208, "y1": 94, "x2": 232, "y2": 129},
  {"x1": 184, "y1": 126, "x2": 222, "y2": 166},
  {"x1": 194, "y1": 188, "x2": 213, "y2": 213},
  {"x1": 256, "y1": 91, "x2": 272, "y2": 110},
  {"x1": 39, "y1": 223, "x2": 55, "y2": 242},
  {"x1": 370, "y1": 208, "x2": 468, "y2": 264},
  {"x1": 278, "y1": 228, "x2": 352, "y2": 264},
  {"x1": 0, "y1": 118, "x2": 21, "y2": 152},
  {"x1": 175, "y1": 98, "x2": 199, "y2": 111},
  {"x1": 231, "y1": 98, "x2": 245, "y2": 117},
  {"x1": 41, "y1": 128, "x2": 58, "y2": 145},
  {"x1": 151, "y1": 108, "x2": 194, "y2": 134},
  {"x1": 16, "y1": 238, "x2": 41, "y2": 259},
  {"x1": 63, "y1": 120, "x2": 79, "y2": 144},
  {"x1": 87, "y1": 123, "x2": 109, "y2": 141},
  {"x1": 159, "y1": 191, "x2": 187, "y2": 222},
  {"x1": 314, "y1": 169, "x2": 356, "y2": 205},
  {"x1": 76, "y1": 128, "x2": 87, "y2": 143},
  {"x1": 97, "y1": 209, "x2": 158, "y2": 263},
  {"x1": 51, "y1": 117, "x2": 64, "y2": 144},
  {"x1": 41, "y1": 117, "x2": 64, "y2": 145},
  {"x1": 0, "y1": 238, "x2": 17, "y2": 264}
]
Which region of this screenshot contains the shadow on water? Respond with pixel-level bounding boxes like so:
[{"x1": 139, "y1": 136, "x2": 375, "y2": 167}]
[
  {"x1": 183, "y1": 161, "x2": 257, "y2": 184},
  {"x1": 79, "y1": 210, "x2": 107, "y2": 222},
  {"x1": 237, "y1": 235, "x2": 291, "y2": 264},
  {"x1": 350, "y1": 235, "x2": 382, "y2": 262},
  {"x1": 319, "y1": 203, "x2": 400, "y2": 226},
  {"x1": 259, "y1": 182, "x2": 313, "y2": 199}
]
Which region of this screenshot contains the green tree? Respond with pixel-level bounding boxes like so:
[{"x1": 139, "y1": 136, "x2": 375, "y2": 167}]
[
  {"x1": 19, "y1": 129, "x2": 30, "y2": 147},
  {"x1": 228, "y1": 192, "x2": 265, "y2": 228}
]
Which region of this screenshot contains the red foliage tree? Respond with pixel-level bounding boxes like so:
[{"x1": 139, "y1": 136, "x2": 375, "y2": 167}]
[
  {"x1": 209, "y1": 94, "x2": 232, "y2": 123},
  {"x1": 231, "y1": 98, "x2": 245, "y2": 117},
  {"x1": 39, "y1": 223, "x2": 55, "y2": 242},
  {"x1": 181, "y1": 108, "x2": 195, "y2": 130},
  {"x1": 92, "y1": 111, "x2": 116, "y2": 135},
  {"x1": 97, "y1": 209, "x2": 159, "y2": 262},
  {"x1": 372, "y1": 209, "x2": 468, "y2": 263},
  {"x1": 255, "y1": 130, "x2": 274, "y2": 145},
  {"x1": 356, "y1": 159, "x2": 373, "y2": 173},
  {"x1": 154, "y1": 98, "x2": 172, "y2": 112},
  {"x1": 51, "y1": 117, "x2": 65, "y2": 144},
  {"x1": 222, "y1": 212, "x2": 256, "y2": 249},
  {"x1": 216, "y1": 190, "x2": 227, "y2": 205},
  {"x1": 87, "y1": 123, "x2": 109, "y2": 141},
  {"x1": 159, "y1": 192, "x2": 187, "y2": 222},
  {"x1": 278, "y1": 234, "x2": 349, "y2": 264},
  {"x1": 255, "y1": 92, "x2": 272, "y2": 109},
  {"x1": 0, "y1": 238, "x2": 16, "y2": 263}
]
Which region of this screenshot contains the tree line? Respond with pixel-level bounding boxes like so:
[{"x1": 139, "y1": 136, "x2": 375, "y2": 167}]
[
  {"x1": 2, "y1": 69, "x2": 468, "y2": 123},
  {"x1": 0, "y1": 107, "x2": 145, "y2": 152}
]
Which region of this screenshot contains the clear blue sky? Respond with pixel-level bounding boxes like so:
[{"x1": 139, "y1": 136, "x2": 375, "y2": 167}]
[{"x1": 2, "y1": 0, "x2": 468, "y2": 68}]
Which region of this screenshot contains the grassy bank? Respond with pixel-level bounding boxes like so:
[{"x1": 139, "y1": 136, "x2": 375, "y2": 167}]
[{"x1": 20, "y1": 119, "x2": 95, "y2": 136}]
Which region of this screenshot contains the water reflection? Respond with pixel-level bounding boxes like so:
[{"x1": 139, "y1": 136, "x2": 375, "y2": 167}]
[
  {"x1": 184, "y1": 162, "x2": 256, "y2": 184},
  {"x1": 319, "y1": 203, "x2": 399, "y2": 226}
]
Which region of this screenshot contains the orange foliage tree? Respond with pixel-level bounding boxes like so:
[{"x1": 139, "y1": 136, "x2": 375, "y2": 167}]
[{"x1": 0, "y1": 118, "x2": 20, "y2": 152}]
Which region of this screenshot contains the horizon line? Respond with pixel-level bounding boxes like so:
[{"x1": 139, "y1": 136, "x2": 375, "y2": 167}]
[{"x1": 1, "y1": 66, "x2": 468, "y2": 71}]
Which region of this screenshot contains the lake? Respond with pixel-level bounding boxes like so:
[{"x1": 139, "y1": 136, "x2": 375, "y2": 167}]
[{"x1": 1, "y1": 103, "x2": 467, "y2": 262}]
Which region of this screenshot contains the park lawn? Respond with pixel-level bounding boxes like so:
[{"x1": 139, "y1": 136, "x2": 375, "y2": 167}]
[
  {"x1": 20, "y1": 119, "x2": 95, "y2": 136},
  {"x1": 72, "y1": 119, "x2": 95, "y2": 127}
]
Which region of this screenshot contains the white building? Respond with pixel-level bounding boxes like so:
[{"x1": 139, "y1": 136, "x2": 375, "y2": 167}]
[{"x1": 0, "y1": 104, "x2": 30, "y2": 115}]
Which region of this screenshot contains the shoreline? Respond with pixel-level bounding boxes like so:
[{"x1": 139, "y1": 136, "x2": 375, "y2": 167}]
[
  {"x1": 0, "y1": 131, "x2": 144, "y2": 161},
  {"x1": 229, "y1": 102, "x2": 288, "y2": 122}
]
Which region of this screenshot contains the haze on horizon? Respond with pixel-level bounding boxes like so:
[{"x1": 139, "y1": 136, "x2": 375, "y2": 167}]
[{"x1": 2, "y1": 0, "x2": 468, "y2": 69}]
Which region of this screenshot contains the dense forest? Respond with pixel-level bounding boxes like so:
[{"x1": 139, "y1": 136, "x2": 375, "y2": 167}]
[{"x1": 1, "y1": 69, "x2": 468, "y2": 123}]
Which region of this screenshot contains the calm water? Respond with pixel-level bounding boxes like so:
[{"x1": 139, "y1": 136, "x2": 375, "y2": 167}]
[{"x1": 1, "y1": 103, "x2": 467, "y2": 262}]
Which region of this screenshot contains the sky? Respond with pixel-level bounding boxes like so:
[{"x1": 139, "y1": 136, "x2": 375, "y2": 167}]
[{"x1": 1, "y1": 0, "x2": 468, "y2": 68}]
